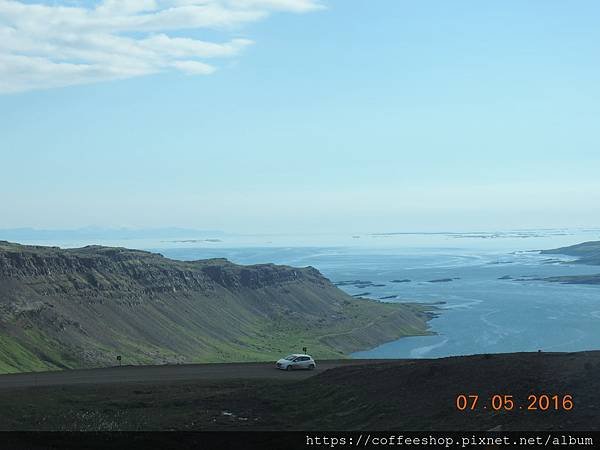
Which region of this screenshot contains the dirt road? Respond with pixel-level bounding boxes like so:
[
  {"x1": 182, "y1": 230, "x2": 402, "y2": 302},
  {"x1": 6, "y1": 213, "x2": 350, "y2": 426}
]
[{"x1": 0, "y1": 359, "x2": 393, "y2": 389}]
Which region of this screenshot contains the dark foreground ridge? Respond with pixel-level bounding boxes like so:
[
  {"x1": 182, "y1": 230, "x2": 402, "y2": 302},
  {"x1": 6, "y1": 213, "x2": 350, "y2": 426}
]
[
  {"x1": 540, "y1": 240, "x2": 600, "y2": 284},
  {"x1": 0, "y1": 351, "x2": 598, "y2": 431},
  {"x1": 0, "y1": 241, "x2": 433, "y2": 373}
]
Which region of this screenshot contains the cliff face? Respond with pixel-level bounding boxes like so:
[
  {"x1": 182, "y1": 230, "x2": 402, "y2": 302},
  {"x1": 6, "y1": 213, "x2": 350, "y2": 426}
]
[
  {"x1": 0, "y1": 242, "x2": 432, "y2": 373},
  {"x1": 0, "y1": 242, "x2": 322, "y2": 291}
]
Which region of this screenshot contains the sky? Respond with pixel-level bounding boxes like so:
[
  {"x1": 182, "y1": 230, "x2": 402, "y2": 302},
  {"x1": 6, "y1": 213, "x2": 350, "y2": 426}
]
[{"x1": 1, "y1": 0, "x2": 600, "y2": 234}]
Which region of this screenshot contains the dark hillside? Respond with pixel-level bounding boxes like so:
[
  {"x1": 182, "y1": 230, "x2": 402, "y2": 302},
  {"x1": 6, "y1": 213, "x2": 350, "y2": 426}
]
[{"x1": 1, "y1": 352, "x2": 598, "y2": 431}]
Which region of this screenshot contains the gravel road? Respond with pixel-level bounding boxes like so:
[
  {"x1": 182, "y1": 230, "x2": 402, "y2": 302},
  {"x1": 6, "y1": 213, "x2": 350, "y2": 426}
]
[{"x1": 0, "y1": 359, "x2": 394, "y2": 389}]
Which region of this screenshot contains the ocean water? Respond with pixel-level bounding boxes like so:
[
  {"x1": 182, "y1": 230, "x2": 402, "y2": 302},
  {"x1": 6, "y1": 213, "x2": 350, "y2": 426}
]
[{"x1": 150, "y1": 229, "x2": 600, "y2": 359}]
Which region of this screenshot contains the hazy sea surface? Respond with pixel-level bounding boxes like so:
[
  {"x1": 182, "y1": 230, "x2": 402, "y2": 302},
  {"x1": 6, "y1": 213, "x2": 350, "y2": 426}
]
[{"x1": 16, "y1": 229, "x2": 600, "y2": 359}]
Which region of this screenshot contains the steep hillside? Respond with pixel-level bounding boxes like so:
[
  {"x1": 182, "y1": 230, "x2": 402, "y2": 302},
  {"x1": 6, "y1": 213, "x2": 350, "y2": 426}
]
[{"x1": 0, "y1": 241, "x2": 433, "y2": 373}]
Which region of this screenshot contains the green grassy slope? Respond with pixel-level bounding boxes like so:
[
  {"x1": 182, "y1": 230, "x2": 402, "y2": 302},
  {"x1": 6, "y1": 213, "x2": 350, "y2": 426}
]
[{"x1": 0, "y1": 241, "x2": 434, "y2": 373}]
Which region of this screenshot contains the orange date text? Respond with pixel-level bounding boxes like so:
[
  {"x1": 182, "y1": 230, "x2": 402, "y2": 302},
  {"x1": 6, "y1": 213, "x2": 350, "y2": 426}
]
[{"x1": 455, "y1": 394, "x2": 574, "y2": 412}]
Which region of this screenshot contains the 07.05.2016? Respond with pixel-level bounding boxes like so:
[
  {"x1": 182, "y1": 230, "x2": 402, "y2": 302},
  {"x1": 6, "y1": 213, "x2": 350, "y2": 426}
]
[{"x1": 455, "y1": 394, "x2": 573, "y2": 412}]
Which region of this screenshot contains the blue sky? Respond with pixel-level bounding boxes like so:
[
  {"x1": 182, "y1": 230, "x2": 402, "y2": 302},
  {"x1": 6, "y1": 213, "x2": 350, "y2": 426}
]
[{"x1": 1, "y1": 0, "x2": 600, "y2": 233}]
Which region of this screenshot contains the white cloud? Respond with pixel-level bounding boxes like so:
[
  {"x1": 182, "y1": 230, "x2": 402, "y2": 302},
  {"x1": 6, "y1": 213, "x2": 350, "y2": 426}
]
[
  {"x1": 170, "y1": 59, "x2": 216, "y2": 74},
  {"x1": 0, "y1": 0, "x2": 323, "y2": 93}
]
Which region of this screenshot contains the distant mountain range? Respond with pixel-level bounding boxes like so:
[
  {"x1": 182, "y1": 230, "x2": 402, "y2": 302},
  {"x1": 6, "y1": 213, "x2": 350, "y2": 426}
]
[
  {"x1": 0, "y1": 241, "x2": 433, "y2": 373},
  {"x1": 0, "y1": 227, "x2": 224, "y2": 242}
]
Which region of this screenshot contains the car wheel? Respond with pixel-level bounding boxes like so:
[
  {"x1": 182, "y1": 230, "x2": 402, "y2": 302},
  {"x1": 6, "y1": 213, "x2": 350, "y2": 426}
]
[
  {"x1": 286, "y1": 365, "x2": 293, "y2": 371},
  {"x1": 309, "y1": 364, "x2": 315, "y2": 370}
]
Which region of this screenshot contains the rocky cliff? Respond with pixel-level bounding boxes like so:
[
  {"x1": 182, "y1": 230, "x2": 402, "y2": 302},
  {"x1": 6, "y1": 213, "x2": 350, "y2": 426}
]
[{"x1": 0, "y1": 242, "x2": 433, "y2": 373}]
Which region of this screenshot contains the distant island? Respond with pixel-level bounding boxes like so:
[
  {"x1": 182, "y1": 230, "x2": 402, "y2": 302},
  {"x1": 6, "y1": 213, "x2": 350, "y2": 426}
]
[
  {"x1": 428, "y1": 277, "x2": 460, "y2": 283},
  {"x1": 162, "y1": 238, "x2": 223, "y2": 243},
  {"x1": 543, "y1": 274, "x2": 600, "y2": 285},
  {"x1": 541, "y1": 241, "x2": 600, "y2": 265},
  {"x1": 0, "y1": 227, "x2": 224, "y2": 241},
  {"x1": 540, "y1": 241, "x2": 600, "y2": 285},
  {"x1": 0, "y1": 241, "x2": 435, "y2": 373}
]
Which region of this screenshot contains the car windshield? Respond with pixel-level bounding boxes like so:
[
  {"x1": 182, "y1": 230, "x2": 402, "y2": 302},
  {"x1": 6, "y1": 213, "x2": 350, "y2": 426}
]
[{"x1": 284, "y1": 355, "x2": 297, "y2": 361}]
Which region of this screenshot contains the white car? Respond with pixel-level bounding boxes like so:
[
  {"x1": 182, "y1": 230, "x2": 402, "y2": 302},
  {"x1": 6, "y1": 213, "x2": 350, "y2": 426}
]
[{"x1": 276, "y1": 354, "x2": 316, "y2": 371}]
